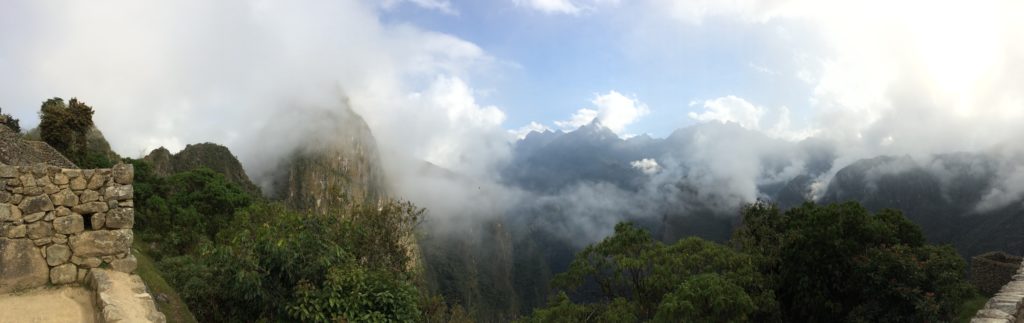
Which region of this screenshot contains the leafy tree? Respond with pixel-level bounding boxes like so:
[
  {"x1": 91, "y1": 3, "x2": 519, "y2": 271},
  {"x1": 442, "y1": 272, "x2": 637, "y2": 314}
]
[
  {"x1": 128, "y1": 159, "x2": 253, "y2": 258},
  {"x1": 38, "y1": 97, "x2": 95, "y2": 165},
  {"x1": 654, "y1": 273, "x2": 754, "y2": 323},
  {"x1": 164, "y1": 201, "x2": 423, "y2": 322},
  {"x1": 523, "y1": 222, "x2": 774, "y2": 322},
  {"x1": 733, "y1": 201, "x2": 972, "y2": 322},
  {"x1": 0, "y1": 107, "x2": 20, "y2": 133}
]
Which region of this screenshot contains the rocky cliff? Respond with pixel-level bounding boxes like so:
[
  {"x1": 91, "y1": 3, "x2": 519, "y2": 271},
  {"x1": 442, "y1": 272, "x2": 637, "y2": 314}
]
[{"x1": 268, "y1": 106, "x2": 388, "y2": 215}]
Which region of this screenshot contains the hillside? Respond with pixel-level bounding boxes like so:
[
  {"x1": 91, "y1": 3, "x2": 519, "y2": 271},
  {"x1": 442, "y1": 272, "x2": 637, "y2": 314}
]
[
  {"x1": 818, "y1": 153, "x2": 1024, "y2": 257},
  {"x1": 144, "y1": 143, "x2": 261, "y2": 195}
]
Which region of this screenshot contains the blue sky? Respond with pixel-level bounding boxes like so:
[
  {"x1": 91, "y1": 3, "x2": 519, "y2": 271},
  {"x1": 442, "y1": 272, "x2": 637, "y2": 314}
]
[{"x1": 379, "y1": 1, "x2": 818, "y2": 137}]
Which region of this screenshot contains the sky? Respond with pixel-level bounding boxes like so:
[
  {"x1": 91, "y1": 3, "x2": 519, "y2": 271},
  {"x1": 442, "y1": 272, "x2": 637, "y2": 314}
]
[{"x1": 0, "y1": 0, "x2": 1023, "y2": 184}]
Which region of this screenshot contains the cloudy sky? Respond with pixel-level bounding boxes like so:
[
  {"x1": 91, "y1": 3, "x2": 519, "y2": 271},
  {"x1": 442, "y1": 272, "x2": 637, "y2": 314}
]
[{"x1": 0, "y1": 0, "x2": 1022, "y2": 177}]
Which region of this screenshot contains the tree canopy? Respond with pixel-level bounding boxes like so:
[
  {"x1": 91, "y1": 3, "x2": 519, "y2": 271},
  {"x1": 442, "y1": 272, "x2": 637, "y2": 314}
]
[
  {"x1": 38, "y1": 97, "x2": 103, "y2": 166},
  {"x1": 0, "y1": 107, "x2": 20, "y2": 133},
  {"x1": 733, "y1": 201, "x2": 973, "y2": 322},
  {"x1": 525, "y1": 201, "x2": 974, "y2": 322},
  {"x1": 522, "y1": 222, "x2": 773, "y2": 322}
]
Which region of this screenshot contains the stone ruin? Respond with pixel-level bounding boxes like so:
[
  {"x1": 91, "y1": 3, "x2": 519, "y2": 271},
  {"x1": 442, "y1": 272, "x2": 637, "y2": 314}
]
[
  {"x1": 973, "y1": 252, "x2": 1024, "y2": 297},
  {"x1": 0, "y1": 163, "x2": 136, "y2": 292},
  {"x1": 971, "y1": 256, "x2": 1024, "y2": 322}
]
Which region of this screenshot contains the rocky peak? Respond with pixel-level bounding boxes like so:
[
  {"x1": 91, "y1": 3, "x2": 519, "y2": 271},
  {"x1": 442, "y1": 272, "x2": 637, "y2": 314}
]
[
  {"x1": 268, "y1": 106, "x2": 388, "y2": 215},
  {"x1": 143, "y1": 143, "x2": 260, "y2": 195}
]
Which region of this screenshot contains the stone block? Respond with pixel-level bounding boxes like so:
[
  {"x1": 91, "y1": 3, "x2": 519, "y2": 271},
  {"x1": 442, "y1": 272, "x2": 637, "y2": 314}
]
[
  {"x1": 87, "y1": 173, "x2": 106, "y2": 190},
  {"x1": 5, "y1": 224, "x2": 25, "y2": 238},
  {"x1": 0, "y1": 238, "x2": 49, "y2": 293},
  {"x1": 112, "y1": 163, "x2": 133, "y2": 185},
  {"x1": 51, "y1": 189, "x2": 79, "y2": 207},
  {"x1": 73, "y1": 201, "x2": 108, "y2": 214},
  {"x1": 53, "y1": 213, "x2": 85, "y2": 234},
  {"x1": 69, "y1": 229, "x2": 132, "y2": 257},
  {"x1": 80, "y1": 190, "x2": 100, "y2": 203},
  {"x1": 18, "y1": 174, "x2": 36, "y2": 188},
  {"x1": 22, "y1": 187, "x2": 44, "y2": 196},
  {"x1": 105, "y1": 185, "x2": 133, "y2": 201},
  {"x1": 71, "y1": 255, "x2": 103, "y2": 268},
  {"x1": 23, "y1": 211, "x2": 45, "y2": 223},
  {"x1": 70, "y1": 176, "x2": 87, "y2": 190},
  {"x1": 49, "y1": 263, "x2": 77, "y2": 285},
  {"x1": 106, "y1": 208, "x2": 134, "y2": 229},
  {"x1": 18, "y1": 194, "x2": 54, "y2": 214},
  {"x1": 45, "y1": 244, "x2": 71, "y2": 266},
  {"x1": 62, "y1": 169, "x2": 81, "y2": 178},
  {"x1": 0, "y1": 203, "x2": 20, "y2": 222},
  {"x1": 91, "y1": 212, "x2": 106, "y2": 230},
  {"x1": 53, "y1": 173, "x2": 69, "y2": 185},
  {"x1": 26, "y1": 221, "x2": 52, "y2": 239}
]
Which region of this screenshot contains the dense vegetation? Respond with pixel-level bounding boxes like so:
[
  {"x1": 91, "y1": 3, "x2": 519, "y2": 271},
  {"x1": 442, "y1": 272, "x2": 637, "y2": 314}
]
[
  {"x1": 129, "y1": 158, "x2": 427, "y2": 322},
  {"x1": 523, "y1": 202, "x2": 974, "y2": 322},
  {"x1": 0, "y1": 107, "x2": 20, "y2": 133}
]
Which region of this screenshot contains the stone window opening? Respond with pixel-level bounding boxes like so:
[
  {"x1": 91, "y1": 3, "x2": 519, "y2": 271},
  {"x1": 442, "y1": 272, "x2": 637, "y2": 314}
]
[{"x1": 82, "y1": 212, "x2": 94, "y2": 230}]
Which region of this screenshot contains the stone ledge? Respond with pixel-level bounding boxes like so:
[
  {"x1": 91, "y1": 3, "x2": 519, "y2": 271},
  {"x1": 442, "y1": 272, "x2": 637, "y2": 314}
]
[{"x1": 88, "y1": 269, "x2": 165, "y2": 323}]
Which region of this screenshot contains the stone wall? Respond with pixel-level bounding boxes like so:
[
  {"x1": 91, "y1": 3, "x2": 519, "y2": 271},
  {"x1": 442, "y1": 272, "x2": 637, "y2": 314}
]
[
  {"x1": 0, "y1": 163, "x2": 135, "y2": 293},
  {"x1": 972, "y1": 258, "x2": 1024, "y2": 322},
  {"x1": 974, "y1": 252, "x2": 1024, "y2": 296}
]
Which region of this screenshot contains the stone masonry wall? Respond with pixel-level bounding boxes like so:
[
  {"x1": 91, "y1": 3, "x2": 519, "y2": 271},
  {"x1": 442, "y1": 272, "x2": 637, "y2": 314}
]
[
  {"x1": 0, "y1": 163, "x2": 135, "y2": 293},
  {"x1": 972, "y1": 258, "x2": 1024, "y2": 322},
  {"x1": 974, "y1": 252, "x2": 1024, "y2": 296}
]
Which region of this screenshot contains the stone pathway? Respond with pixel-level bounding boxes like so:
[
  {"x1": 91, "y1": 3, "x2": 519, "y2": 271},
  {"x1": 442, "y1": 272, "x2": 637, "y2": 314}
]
[{"x1": 0, "y1": 286, "x2": 96, "y2": 323}]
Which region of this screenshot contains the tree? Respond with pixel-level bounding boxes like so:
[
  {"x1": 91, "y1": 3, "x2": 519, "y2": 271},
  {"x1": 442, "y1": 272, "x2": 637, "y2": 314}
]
[
  {"x1": 38, "y1": 97, "x2": 95, "y2": 164},
  {"x1": 0, "y1": 107, "x2": 20, "y2": 133},
  {"x1": 162, "y1": 201, "x2": 423, "y2": 323},
  {"x1": 733, "y1": 201, "x2": 972, "y2": 322},
  {"x1": 522, "y1": 222, "x2": 775, "y2": 322}
]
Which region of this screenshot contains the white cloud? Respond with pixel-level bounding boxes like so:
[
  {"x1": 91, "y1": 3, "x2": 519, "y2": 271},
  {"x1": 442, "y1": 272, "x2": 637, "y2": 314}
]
[
  {"x1": 380, "y1": 0, "x2": 458, "y2": 15},
  {"x1": 0, "y1": 0, "x2": 512, "y2": 204},
  {"x1": 510, "y1": 121, "x2": 552, "y2": 140},
  {"x1": 516, "y1": 0, "x2": 580, "y2": 14},
  {"x1": 688, "y1": 95, "x2": 764, "y2": 129},
  {"x1": 652, "y1": 0, "x2": 796, "y2": 24},
  {"x1": 654, "y1": 0, "x2": 1024, "y2": 159},
  {"x1": 514, "y1": 0, "x2": 621, "y2": 15},
  {"x1": 554, "y1": 108, "x2": 599, "y2": 130},
  {"x1": 555, "y1": 91, "x2": 650, "y2": 136},
  {"x1": 402, "y1": 75, "x2": 509, "y2": 176},
  {"x1": 630, "y1": 158, "x2": 661, "y2": 174},
  {"x1": 689, "y1": 95, "x2": 817, "y2": 141}
]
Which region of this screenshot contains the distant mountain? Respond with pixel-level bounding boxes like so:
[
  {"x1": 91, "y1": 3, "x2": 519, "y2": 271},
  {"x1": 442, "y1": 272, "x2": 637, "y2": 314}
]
[
  {"x1": 817, "y1": 152, "x2": 1024, "y2": 256},
  {"x1": 144, "y1": 143, "x2": 261, "y2": 195},
  {"x1": 505, "y1": 121, "x2": 1024, "y2": 259}
]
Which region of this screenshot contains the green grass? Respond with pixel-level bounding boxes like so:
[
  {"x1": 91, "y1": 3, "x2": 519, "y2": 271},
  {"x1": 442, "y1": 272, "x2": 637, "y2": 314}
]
[
  {"x1": 955, "y1": 294, "x2": 989, "y2": 323},
  {"x1": 133, "y1": 240, "x2": 198, "y2": 323}
]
